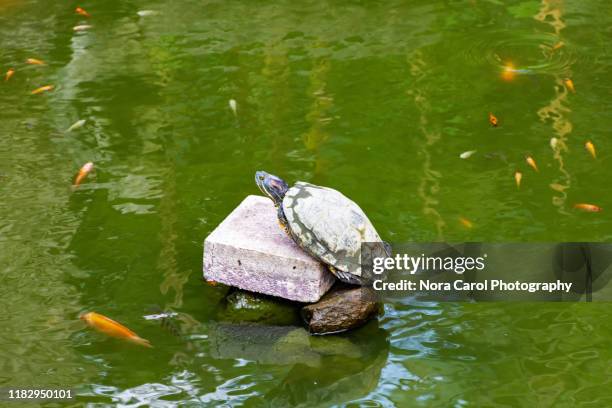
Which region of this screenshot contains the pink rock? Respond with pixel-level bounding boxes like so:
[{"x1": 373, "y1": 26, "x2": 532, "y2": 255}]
[{"x1": 203, "y1": 195, "x2": 336, "y2": 302}]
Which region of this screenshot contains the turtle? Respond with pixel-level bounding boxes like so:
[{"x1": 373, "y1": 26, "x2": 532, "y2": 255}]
[{"x1": 255, "y1": 171, "x2": 391, "y2": 285}]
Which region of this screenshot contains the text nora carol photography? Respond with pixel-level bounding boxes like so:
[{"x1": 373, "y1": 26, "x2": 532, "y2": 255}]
[{"x1": 373, "y1": 279, "x2": 573, "y2": 294}]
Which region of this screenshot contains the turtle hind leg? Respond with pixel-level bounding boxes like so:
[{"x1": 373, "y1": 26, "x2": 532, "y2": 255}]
[{"x1": 327, "y1": 265, "x2": 366, "y2": 286}]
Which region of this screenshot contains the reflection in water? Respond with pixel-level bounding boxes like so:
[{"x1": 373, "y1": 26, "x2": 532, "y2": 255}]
[
  {"x1": 408, "y1": 50, "x2": 445, "y2": 240},
  {"x1": 208, "y1": 322, "x2": 389, "y2": 407},
  {"x1": 303, "y1": 51, "x2": 334, "y2": 178},
  {"x1": 158, "y1": 163, "x2": 188, "y2": 309},
  {"x1": 535, "y1": 0, "x2": 573, "y2": 214},
  {"x1": 258, "y1": 40, "x2": 292, "y2": 168}
]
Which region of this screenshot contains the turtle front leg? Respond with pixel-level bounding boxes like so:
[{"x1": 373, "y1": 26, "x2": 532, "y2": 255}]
[
  {"x1": 278, "y1": 219, "x2": 290, "y2": 235},
  {"x1": 276, "y1": 205, "x2": 291, "y2": 236}
]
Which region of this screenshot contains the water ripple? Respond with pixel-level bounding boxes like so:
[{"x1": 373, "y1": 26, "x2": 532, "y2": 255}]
[{"x1": 462, "y1": 32, "x2": 575, "y2": 76}]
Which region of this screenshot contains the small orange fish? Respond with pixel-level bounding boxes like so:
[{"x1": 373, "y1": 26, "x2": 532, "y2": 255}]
[
  {"x1": 574, "y1": 203, "x2": 602, "y2": 213},
  {"x1": 26, "y1": 58, "x2": 45, "y2": 65},
  {"x1": 514, "y1": 171, "x2": 522, "y2": 188},
  {"x1": 552, "y1": 41, "x2": 564, "y2": 51},
  {"x1": 80, "y1": 312, "x2": 152, "y2": 348},
  {"x1": 526, "y1": 156, "x2": 538, "y2": 172},
  {"x1": 501, "y1": 63, "x2": 516, "y2": 81},
  {"x1": 459, "y1": 217, "x2": 473, "y2": 229},
  {"x1": 564, "y1": 78, "x2": 575, "y2": 93},
  {"x1": 31, "y1": 85, "x2": 54, "y2": 94},
  {"x1": 75, "y1": 7, "x2": 91, "y2": 17},
  {"x1": 5, "y1": 68, "x2": 14, "y2": 81},
  {"x1": 206, "y1": 279, "x2": 218, "y2": 286},
  {"x1": 74, "y1": 162, "x2": 94, "y2": 186},
  {"x1": 585, "y1": 140, "x2": 596, "y2": 159},
  {"x1": 488, "y1": 112, "x2": 498, "y2": 127}
]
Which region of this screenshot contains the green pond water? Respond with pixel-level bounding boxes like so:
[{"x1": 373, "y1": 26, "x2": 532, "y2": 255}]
[{"x1": 1, "y1": 0, "x2": 612, "y2": 406}]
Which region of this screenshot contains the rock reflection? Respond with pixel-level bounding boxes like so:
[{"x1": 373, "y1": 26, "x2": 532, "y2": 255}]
[{"x1": 208, "y1": 322, "x2": 389, "y2": 406}]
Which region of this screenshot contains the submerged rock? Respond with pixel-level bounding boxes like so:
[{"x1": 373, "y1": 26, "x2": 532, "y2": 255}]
[
  {"x1": 260, "y1": 323, "x2": 389, "y2": 407},
  {"x1": 301, "y1": 286, "x2": 380, "y2": 334},
  {"x1": 208, "y1": 320, "x2": 387, "y2": 371},
  {"x1": 209, "y1": 323, "x2": 322, "y2": 367},
  {"x1": 218, "y1": 288, "x2": 301, "y2": 326}
]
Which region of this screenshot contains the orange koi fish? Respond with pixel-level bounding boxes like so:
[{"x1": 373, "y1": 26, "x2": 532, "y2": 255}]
[
  {"x1": 80, "y1": 312, "x2": 152, "y2": 348},
  {"x1": 73, "y1": 162, "x2": 94, "y2": 186},
  {"x1": 564, "y1": 78, "x2": 575, "y2": 93},
  {"x1": 552, "y1": 42, "x2": 564, "y2": 51},
  {"x1": 514, "y1": 171, "x2": 522, "y2": 188},
  {"x1": 488, "y1": 112, "x2": 498, "y2": 127},
  {"x1": 526, "y1": 156, "x2": 538, "y2": 172},
  {"x1": 206, "y1": 279, "x2": 218, "y2": 286},
  {"x1": 5, "y1": 68, "x2": 14, "y2": 81},
  {"x1": 501, "y1": 63, "x2": 515, "y2": 81},
  {"x1": 574, "y1": 203, "x2": 602, "y2": 213},
  {"x1": 75, "y1": 7, "x2": 91, "y2": 17},
  {"x1": 31, "y1": 85, "x2": 54, "y2": 94},
  {"x1": 459, "y1": 217, "x2": 473, "y2": 229},
  {"x1": 26, "y1": 58, "x2": 45, "y2": 65},
  {"x1": 585, "y1": 140, "x2": 596, "y2": 159}
]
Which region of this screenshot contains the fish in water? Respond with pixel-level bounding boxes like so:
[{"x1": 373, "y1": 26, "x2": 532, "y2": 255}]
[
  {"x1": 73, "y1": 25, "x2": 92, "y2": 31},
  {"x1": 564, "y1": 78, "x2": 575, "y2": 93},
  {"x1": 81, "y1": 312, "x2": 152, "y2": 348},
  {"x1": 459, "y1": 217, "x2": 473, "y2": 229},
  {"x1": 514, "y1": 171, "x2": 522, "y2": 188},
  {"x1": 74, "y1": 162, "x2": 94, "y2": 186},
  {"x1": 552, "y1": 41, "x2": 564, "y2": 51},
  {"x1": 500, "y1": 63, "x2": 533, "y2": 81},
  {"x1": 5, "y1": 69, "x2": 14, "y2": 81},
  {"x1": 229, "y1": 99, "x2": 237, "y2": 117},
  {"x1": 75, "y1": 7, "x2": 91, "y2": 17},
  {"x1": 459, "y1": 150, "x2": 476, "y2": 159},
  {"x1": 585, "y1": 141, "x2": 596, "y2": 159},
  {"x1": 526, "y1": 156, "x2": 538, "y2": 172},
  {"x1": 550, "y1": 137, "x2": 558, "y2": 150},
  {"x1": 488, "y1": 112, "x2": 498, "y2": 127},
  {"x1": 137, "y1": 10, "x2": 159, "y2": 17},
  {"x1": 26, "y1": 58, "x2": 45, "y2": 65},
  {"x1": 574, "y1": 203, "x2": 602, "y2": 212},
  {"x1": 501, "y1": 63, "x2": 516, "y2": 81},
  {"x1": 67, "y1": 119, "x2": 86, "y2": 132},
  {"x1": 31, "y1": 85, "x2": 54, "y2": 95}
]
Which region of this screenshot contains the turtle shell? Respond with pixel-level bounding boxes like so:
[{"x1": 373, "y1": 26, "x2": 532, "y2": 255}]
[{"x1": 282, "y1": 182, "x2": 386, "y2": 279}]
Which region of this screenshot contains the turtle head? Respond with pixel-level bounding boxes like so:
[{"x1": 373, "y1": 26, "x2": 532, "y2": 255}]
[{"x1": 255, "y1": 171, "x2": 289, "y2": 206}]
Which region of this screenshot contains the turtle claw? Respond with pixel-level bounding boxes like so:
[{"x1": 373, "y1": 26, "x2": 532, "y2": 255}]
[{"x1": 328, "y1": 265, "x2": 366, "y2": 286}]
